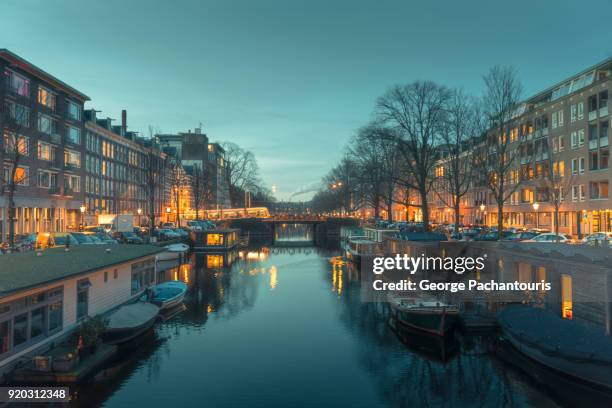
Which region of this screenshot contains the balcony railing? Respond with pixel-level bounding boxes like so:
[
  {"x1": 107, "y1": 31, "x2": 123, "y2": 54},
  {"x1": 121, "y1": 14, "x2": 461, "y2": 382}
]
[
  {"x1": 600, "y1": 105, "x2": 609, "y2": 118},
  {"x1": 63, "y1": 187, "x2": 74, "y2": 196},
  {"x1": 589, "y1": 139, "x2": 598, "y2": 150},
  {"x1": 601, "y1": 136, "x2": 609, "y2": 148},
  {"x1": 49, "y1": 186, "x2": 61, "y2": 195},
  {"x1": 589, "y1": 110, "x2": 598, "y2": 121},
  {"x1": 64, "y1": 162, "x2": 79, "y2": 172}
]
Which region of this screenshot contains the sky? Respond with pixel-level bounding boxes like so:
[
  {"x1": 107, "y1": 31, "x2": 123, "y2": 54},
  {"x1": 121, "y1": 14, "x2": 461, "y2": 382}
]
[{"x1": 1, "y1": 0, "x2": 611, "y2": 200}]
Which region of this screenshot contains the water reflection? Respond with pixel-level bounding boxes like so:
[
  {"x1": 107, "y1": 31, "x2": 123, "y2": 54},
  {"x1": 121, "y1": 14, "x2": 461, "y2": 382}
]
[
  {"x1": 68, "y1": 235, "x2": 612, "y2": 408},
  {"x1": 274, "y1": 223, "x2": 313, "y2": 244}
]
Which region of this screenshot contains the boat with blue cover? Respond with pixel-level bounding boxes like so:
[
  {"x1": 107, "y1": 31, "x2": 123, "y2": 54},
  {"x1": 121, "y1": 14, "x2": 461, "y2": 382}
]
[{"x1": 150, "y1": 281, "x2": 188, "y2": 310}]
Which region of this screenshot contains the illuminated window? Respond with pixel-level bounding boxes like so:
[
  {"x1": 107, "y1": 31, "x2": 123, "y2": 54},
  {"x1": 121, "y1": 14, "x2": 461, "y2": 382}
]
[
  {"x1": 561, "y1": 274, "x2": 572, "y2": 319},
  {"x1": 207, "y1": 233, "x2": 224, "y2": 246},
  {"x1": 37, "y1": 86, "x2": 56, "y2": 110},
  {"x1": 207, "y1": 255, "x2": 223, "y2": 268}
]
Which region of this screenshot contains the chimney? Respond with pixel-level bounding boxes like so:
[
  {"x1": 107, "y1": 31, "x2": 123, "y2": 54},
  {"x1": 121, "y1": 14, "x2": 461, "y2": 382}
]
[{"x1": 121, "y1": 110, "x2": 127, "y2": 136}]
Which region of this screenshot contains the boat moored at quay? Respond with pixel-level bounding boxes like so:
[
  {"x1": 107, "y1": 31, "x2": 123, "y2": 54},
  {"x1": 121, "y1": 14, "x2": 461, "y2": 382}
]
[{"x1": 190, "y1": 228, "x2": 240, "y2": 251}]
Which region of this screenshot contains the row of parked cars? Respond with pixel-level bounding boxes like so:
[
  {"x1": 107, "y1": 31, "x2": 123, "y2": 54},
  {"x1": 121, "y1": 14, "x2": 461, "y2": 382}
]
[{"x1": 449, "y1": 225, "x2": 612, "y2": 246}]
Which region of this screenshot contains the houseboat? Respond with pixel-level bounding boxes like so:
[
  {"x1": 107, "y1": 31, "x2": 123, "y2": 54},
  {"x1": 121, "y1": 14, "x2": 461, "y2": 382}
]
[
  {"x1": 364, "y1": 227, "x2": 399, "y2": 243},
  {"x1": 388, "y1": 296, "x2": 461, "y2": 336},
  {"x1": 190, "y1": 228, "x2": 240, "y2": 251},
  {"x1": 344, "y1": 236, "x2": 381, "y2": 264},
  {"x1": 0, "y1": 245, "x2": 163, "y2": 378}
]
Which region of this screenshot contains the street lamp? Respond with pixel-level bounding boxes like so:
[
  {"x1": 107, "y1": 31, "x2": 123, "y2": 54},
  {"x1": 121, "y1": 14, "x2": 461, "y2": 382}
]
[
  {"x1": 79, "y1": 205, "x2": 86, "y2": 231},
  {"x1": 479, "y1": 204, "x2": 485, "y2": 226},
  {"x1": 533, "y1": 202, "x2": 540, "y2": 228},
  {"x1": 137, "y1": 208, "x2": 142, "y2": 228}
]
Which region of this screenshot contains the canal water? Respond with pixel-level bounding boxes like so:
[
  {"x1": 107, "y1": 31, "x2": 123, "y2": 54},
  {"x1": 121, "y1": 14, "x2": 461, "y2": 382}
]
[{"x1": 70, "y1": 226, "x2": 609, "y2": 408}]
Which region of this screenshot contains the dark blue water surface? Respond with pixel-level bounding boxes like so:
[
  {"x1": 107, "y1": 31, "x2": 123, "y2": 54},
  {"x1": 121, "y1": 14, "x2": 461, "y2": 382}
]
[{"x1": 71, "y1": 240, "x2": 574, "y2": 408}]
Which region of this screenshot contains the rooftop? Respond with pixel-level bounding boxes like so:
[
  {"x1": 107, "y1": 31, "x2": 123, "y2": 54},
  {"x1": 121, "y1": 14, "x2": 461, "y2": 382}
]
[
  {"x1": 0, "y1": 245, "x2": 164, "y2": 297},
  {"x1": 0, "y1": 49, "x2": 90, "y2": 102}
]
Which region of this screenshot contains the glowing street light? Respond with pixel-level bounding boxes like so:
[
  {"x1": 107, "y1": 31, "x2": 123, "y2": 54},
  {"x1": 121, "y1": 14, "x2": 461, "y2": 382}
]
[
  {"x1": 479, "y1": 204, "x2": 485, "y2": 212},
  {"x1": 137, "y1": 208, "x2": 142, "y2": 227},
  {"x1": 79, "y1": 205, "x2": 86, "y2": 230}
]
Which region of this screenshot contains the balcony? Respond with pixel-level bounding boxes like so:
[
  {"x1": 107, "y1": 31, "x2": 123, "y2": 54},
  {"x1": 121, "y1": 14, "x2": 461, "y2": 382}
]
[
  {"x1": 64, "y1": 162, "x2": 79, "y2": 172},
  {"x1": 589, "y1": 139, "x2": 598, "y2": 150},
  {"x1": 600, "y1": 105, "x2": 609, "y2": 117},
  {"x1": 63, "y1": 187, "x2": 74, "y2": 196},
  {"x1": 601, "y1": 136, "x2": 609, "y2": 148},
  {"x1": 589, "y1": 110, "x2": 598, "y2": 121},
  {"x1": 49, "y1": 186, "x2": 61, "y2": 195}
]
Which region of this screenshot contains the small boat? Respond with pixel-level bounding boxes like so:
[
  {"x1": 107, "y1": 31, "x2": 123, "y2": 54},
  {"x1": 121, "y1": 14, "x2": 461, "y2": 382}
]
[
  {"x1": 101, "y1": 302, "x2": 160, "y2": 345},
  {"x1": 388, "y1": 317, "x2": 459, "y2": 363},
  {"x1": 388, "y1": 296, "x2": 461, "y2": 336},
  {"x1": 150, "y1": 281, "x2": 188, "y2": 310},
  {"x1": 498, "y1": 305, "x2": 612, "y2": 391},
  {"x1": 156, "y1": 243, "x2": 190, "y2": 261}
]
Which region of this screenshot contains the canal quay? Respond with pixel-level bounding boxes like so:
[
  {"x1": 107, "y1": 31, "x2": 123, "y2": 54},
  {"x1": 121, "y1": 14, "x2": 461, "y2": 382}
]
[{"x1": 14, "y1": 224, "x2": 595, "y2": 408}]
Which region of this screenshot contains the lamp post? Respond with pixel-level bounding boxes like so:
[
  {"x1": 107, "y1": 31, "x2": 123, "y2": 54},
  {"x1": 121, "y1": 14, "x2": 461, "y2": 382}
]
[
  {"x1": 166, "y1": 207, "x2": 171, "y2": 224},
  {"x1": 479, "y1": 204, "x2": 485, "y2": 226},
  {"x1": 533, "y1": 202, "x2": 540, "y2": 229},
  {"x1": 79, "y1": 205, "x2": 86, "y2": 231},
  {"x1": 137, "y1": 208, "x2": 142, "y2": 228}
]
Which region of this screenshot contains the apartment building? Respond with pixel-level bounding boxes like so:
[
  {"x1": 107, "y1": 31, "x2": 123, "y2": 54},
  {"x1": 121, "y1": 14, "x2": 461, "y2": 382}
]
[
  {"x1": 427, "y1": 58, "x2": 612, "y2": 237},
  {"x1": 0, "y1": 49, "x2": 89, "y2": 241}
]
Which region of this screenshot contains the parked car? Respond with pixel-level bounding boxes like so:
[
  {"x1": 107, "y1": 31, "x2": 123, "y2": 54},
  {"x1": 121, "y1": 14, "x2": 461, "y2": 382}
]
[
  {"x1": 172, "y1": 228, "x2": 189, "y2": 239},
  {"x1": 84, "y1": 232, "x2": 118, "y2": 244},
  {"x1": 523, "y1": 233, "x2": 571, "y2": 243},
  {"x1": 582, "y1": 232, "x2": 612, "y2": 246},
  {"x1": 187, "y1": 220, "x2": 202, "y2": 231},
  {"x1": 70, "y1": 232, "x2": 97, "y2": 245},
  {"x1": 473, "y1": 230, "x2": 514, "y2": 241},
  {"x1": 503, "y1": 231, "x2": 538, "y2": 242},
  {"x1": 50, "y1": 232, "x2": 79, "y2": 247},
  {"x1": 155, "y1": 228, "x2": 180, "y2": 241},
  {"x1": 162, "y1": 222, "x2": 176, "y2": 229},
  {"x1": 113, "y1": 231, "x2": 144, "y2": 244}
]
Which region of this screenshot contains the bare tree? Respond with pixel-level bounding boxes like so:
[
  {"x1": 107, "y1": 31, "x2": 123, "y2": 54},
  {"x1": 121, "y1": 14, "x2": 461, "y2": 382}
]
[
  {"x1": 325, "y1": 155, "x2": 362, "y2": 215},
  {"x1": 221, "y1": 142, "x2": 260, "y2": 207},
  {"x1": 348, "y1": 124, "x2": 398, "y2": 220},
  {"x1": 0, "y1": 102, "x2": 30, "y2": 249},
  {"x1": 434, "y1": 90, "x2": 484, "y2": 229},
  {"x1": 480, "y1": 65, "x2": 524, "y2": 238},
  {"x1": 144, "y1": 126, "x2": 168, "y2": 236},
  {"x1": 376, "y1": 81, "x2": 451, "y2": 229},
  {"x1": 540, "y1": 157, "x2": 573, "y2": 242}
]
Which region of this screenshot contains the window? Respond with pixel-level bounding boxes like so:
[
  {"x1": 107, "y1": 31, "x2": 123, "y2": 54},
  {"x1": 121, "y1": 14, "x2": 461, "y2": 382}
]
[
  {"x1": 558, "y1": 110, "x2": 564, "y2": 126},
  {"x1": 3, "y1": 131, "x2": 29, "y2": 156},
  {"x1": 577, "y1": 102, "x2": 584, "y2": 120},
  {"x1": 590, "y1": 181, "x2": 609, "y2": 199},
  {"x1": 67, "y1": 100, "x2": 81, "y2": 121},
  {"x1": 67, "y1": 125, "x2": 80, "y2": 144},
  {"x1": 114, "y1": 269, "x2": 118, "y2": 279},
  {"x1": 30, "y1": 307, "x2": 46, "y2": 339},
  {"x1": 76, "y1": 280, "x2": 90, "y2": 321},
  {"x1": 552, "y1": 111, "x2": 558, "y2": 128},
  {"x1": 579, "y1": 157, "x2": 585, "y2": 174},
  {"x1": 562, "y1": 275, "x2": 572, "y2": 320},
  {"x1": 570, "y1": 104, "x2": 577, "y2": 123},
  {"x1": 553, "y1": 160, "x2": 565, "y2": 177},
  {"x1": 7, "y1": 101, "x2": 30, "y2": 127},
  {"x1": 0, "y1": 321, "x2": 10, "y2": 355},
  {"x1": 578, "y1": 129, "x2": 585, "y2": 146},
  {"x1": 4, "y1": 166, "x2": 30, "y2": 186},
  {"x1": 558, "y1": 136, "x2": 565, "y2": 151},
  {"x1": 104, "y1": 271, "x2": 108, "y2": 283},
  {"x1": 601, "y1": 148, "x2": 609, "y2": 169},
  {"x1": 572, "y1": 185, "x2": 579, "y2": 202},
  {"x1": 64, "y1": 149, "x2": 81, "y2": 168},
  {"x1": 4, "y1": 69, "x2": 30, "y2": 97},
  {"x1": 571, "y1": 131, "x2": 577, "y2": 149},
  {"x1": 590, "y1": 151, "x2": 599, "y2": 171},
  {"x1": 37, "y1": 113, "x2": 57, "y2": 135},
  {"x1": 12, "y1": 313, "x2": 28, "y2": 346},
  {"x1": 64, "y1": 175, "x2": 80, "y2": 192},
  {"x1": 207, "y1": 233, "x2": 224, "y2": 246},
  {"x1": 38, "y1": 171, "x2": 51, "y2": 188},
  {"x1": 521, "y1": 188, "x2": 534, "y2": 203},
  {"x1": 37, "y1": 87, "x2": 56, "y2": 110},
  {"x1": 37, "y1": 141, "x2": 55, "y2": 161},
  {"x1": 580, "y1": 184, "x2": 586, "y2": 201},
  {"x1": 48, "y1": 301, "x2": 62, "y2": 332}
]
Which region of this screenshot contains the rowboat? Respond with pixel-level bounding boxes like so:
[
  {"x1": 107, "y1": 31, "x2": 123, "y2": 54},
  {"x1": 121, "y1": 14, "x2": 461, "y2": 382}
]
[
  {"x1": 101, "y1": 302, "x2": 160, "y2": 345},
  {"x1": 156, "y1": 243, "x2": 190, "y2": 261},
  {"x1": 150, "y1": 281, "x2": 188, "y2": 310},
  {"x1": 498, "y1": 305, "x2": 612, "y2": 391},
  {"x1": 388, "y1": 296, "x2": 461, "y2": 336}
]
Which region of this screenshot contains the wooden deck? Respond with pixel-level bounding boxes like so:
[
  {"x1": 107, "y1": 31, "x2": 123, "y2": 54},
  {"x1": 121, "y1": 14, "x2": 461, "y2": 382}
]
[{"x1": 11, "y1": 343, "x2": 117, "y2": 384}]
